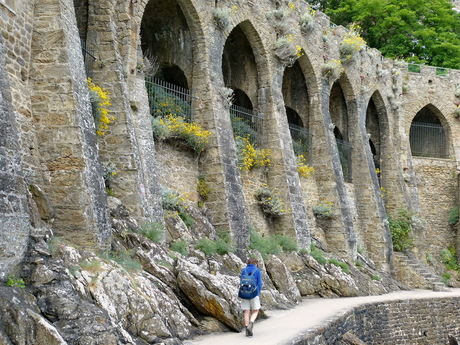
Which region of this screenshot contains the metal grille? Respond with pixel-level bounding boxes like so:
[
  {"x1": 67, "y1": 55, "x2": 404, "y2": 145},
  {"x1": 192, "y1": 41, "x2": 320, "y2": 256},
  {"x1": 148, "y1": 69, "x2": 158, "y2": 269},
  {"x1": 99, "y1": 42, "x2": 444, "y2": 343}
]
[
  {"x1": 336, "y1": 138, "x2": 352, "y2": 182},
  {"x1": 410, "y1": 122, "x2": 448, "y2": 158},
  {"x1": 289, "y1": 123, "x2": 313, "y2": 162},
  {"x1": 230, "y1": 105, "x2": 264, "y2": 147},
  {"x1": 145, "y1": 77, "x2": 193, "y2": 122},
  {"x1": 81, "y1": 40, "x2": 96, "y2": 78}
]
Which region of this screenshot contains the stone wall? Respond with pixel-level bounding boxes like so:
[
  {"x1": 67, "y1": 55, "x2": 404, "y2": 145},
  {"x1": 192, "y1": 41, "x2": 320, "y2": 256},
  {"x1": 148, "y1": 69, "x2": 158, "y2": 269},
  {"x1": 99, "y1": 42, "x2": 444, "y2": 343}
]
[
  {"x1": 1, "y1": 0, "x2": 460, "y2": 279},
  {"x1": 296, "y1": 297, "x2": 460, "y2": 345}
]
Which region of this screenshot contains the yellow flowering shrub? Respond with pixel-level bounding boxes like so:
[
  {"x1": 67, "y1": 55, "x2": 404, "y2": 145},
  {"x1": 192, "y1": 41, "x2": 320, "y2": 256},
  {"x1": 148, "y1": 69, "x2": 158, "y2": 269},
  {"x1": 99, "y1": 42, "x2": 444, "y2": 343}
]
[
  {"x1": 87, "y1": 78, "x2": 114, "y2": 135},
  {"x1": 340, "y1": 24, "x2": 366, "y2": 60},
  {"x1": 152, "y1": 114, "x2": 211, "y2": 154},
  {"x1": 321, "y1": 59, "x2": 344, "y2": 79},
  {"x1": 297, "y1": 154, "x2": 315, "y2": 178},
  {"x1": 235, "y1": 136, "x2": 271, "y2": 171}
]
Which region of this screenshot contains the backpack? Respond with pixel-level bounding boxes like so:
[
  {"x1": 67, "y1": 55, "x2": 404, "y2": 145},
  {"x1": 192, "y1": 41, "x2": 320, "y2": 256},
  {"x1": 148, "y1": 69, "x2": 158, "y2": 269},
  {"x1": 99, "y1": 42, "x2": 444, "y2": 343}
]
[{"x1": 238, "y1": 267, "x2": 259, "y2": 300}]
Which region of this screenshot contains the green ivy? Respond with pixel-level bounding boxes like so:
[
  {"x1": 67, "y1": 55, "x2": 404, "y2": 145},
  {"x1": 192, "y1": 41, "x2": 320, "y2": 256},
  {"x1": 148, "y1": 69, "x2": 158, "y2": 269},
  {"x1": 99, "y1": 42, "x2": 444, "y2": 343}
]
[{"x1": 388, "y1": 209, "x2": 414, "y2": 252}]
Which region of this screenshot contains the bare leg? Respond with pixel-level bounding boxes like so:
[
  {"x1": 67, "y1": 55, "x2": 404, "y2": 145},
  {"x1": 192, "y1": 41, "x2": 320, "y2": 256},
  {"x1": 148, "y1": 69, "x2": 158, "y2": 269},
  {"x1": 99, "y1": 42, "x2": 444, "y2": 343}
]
[
  {"x1": 250, "y1": 310, "x2": 259, "y2": 323},
  {"x1": 243, "y1": 310, "x2": 250, "y2": 326}
]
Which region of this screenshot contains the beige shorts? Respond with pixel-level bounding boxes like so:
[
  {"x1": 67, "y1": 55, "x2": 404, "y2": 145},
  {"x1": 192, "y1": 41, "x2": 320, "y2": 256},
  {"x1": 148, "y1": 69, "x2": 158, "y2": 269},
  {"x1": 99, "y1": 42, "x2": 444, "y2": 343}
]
[{"x1": 241, "y1": 296, "x2": 261, "y2": 311}]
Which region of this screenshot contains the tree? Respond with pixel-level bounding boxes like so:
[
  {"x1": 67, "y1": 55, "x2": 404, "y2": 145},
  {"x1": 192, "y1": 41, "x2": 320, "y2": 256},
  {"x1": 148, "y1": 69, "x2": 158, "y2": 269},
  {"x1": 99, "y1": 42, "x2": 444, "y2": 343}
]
[{"x1": 313, "y1": 0, "x2": 460, "y2": 69}]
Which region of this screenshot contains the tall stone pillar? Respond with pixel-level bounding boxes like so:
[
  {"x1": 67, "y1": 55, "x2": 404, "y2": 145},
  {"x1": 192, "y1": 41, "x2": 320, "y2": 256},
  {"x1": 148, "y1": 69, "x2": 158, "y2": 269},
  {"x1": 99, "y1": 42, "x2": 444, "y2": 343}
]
[
  {"x1": 85, "y1": 0, "x2": 163, "y2": 225},
  {"x1": 29, "y1": 0, "x2": 111, "y2": 247},
  {"x1": 0, "y1": 36, "x2": 31, "y2": 276}
]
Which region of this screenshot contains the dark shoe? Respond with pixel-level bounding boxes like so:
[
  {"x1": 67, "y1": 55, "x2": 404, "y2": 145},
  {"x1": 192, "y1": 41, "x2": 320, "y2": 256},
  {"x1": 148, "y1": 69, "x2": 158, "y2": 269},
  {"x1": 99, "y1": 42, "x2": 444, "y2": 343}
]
[{"x1": 247, "y1": 322, "x2": 254, "y2": 337}]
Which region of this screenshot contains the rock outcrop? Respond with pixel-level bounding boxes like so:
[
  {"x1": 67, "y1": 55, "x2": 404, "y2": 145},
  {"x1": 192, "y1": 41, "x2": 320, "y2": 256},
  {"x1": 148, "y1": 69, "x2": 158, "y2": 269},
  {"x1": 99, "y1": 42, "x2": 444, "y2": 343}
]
[{"x1": 0, "y1": 200, "x2": 403, "y2": 344}]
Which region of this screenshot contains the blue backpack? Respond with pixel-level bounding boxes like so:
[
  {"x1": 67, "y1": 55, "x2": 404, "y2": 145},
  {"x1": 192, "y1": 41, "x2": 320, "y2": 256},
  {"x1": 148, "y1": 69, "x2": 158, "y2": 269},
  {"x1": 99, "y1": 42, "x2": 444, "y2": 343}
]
[{"x1": 238, "y1": 268, "x2": 259, "y2": 300}]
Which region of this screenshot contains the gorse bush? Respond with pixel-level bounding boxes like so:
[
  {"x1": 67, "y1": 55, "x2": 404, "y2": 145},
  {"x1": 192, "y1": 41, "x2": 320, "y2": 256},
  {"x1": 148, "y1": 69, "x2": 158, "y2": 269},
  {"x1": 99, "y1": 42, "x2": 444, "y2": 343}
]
[
  {"x1": 235, "y1": 136, "x2": 271, "y2": 171},
  {"x1": 151, "y1": 115, "x2": 211, "y2": 154},
  {"x1": 87, "y1": 78, "x2": 114, "y2": 136},
  {"x1": 297, "y1": 154, "x2": 315, "y2": 178},
  {"x1": 388, "y1": 209, "x2": 415, "y2": 252}
]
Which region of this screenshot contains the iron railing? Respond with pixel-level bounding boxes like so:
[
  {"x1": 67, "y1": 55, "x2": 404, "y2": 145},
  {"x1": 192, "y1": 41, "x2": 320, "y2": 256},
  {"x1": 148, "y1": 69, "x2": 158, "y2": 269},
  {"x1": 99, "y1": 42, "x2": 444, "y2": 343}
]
[
  {"x1": 289, "y1": 123, "x2": 313, "y2": 162},
  {"x1": 230, "y1": 105, "x2": 264, "y2": 147},
  {"x1": 336, "y1": 138, "x2": 352, "y2": 182},
  {"x1": 410, "y1": 122, "x2": 448, "y2": 158},
  {"x1": 81, "y1": 40, "x2": 96, "y2": 78},
  {"x1": 145, "y1": 77, "x2": 193, "y2": 122}
]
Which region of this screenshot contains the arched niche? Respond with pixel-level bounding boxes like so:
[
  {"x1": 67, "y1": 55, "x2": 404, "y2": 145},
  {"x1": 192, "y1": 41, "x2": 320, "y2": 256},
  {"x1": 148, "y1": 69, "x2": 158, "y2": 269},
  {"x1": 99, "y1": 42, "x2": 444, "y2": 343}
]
[
  {"x1": 329, "y1": 81, "x2": 348, "y2": 141},
  {"x1": 140, "y1": 0, "x2": 193, "y2": 88},
  {"x1": 366, "y1": 97, "x2": 381, "y2": 170},
  {"x1": 222, "y1": 25, "x2": 258, "y2": 110},
  {"x1": 223, "y1": 24, "x2": 261, "y2": 145},
  {"x1": 154, "y1": 64, "x2": 189, "y2": 89},
  {"x1": 409, "y1": 105, "x2": 449, "y2": 158},
  {"x1": 282, "y1": 60, "x2": 309, "y2": 128}
]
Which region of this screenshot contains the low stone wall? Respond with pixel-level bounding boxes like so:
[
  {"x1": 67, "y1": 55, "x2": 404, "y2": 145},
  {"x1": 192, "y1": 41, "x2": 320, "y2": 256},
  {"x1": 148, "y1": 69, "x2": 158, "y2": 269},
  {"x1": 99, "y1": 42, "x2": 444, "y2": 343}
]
[{"x1": 296, "y1": 297, "x2": 460, "y2": 345}]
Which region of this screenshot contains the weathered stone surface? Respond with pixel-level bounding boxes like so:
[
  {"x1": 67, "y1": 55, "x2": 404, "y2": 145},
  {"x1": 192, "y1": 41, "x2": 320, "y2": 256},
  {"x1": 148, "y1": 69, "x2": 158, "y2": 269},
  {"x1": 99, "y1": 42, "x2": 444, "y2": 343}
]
[{"x1": 176, "y1": 258, "x2": 243, "y2": 331}]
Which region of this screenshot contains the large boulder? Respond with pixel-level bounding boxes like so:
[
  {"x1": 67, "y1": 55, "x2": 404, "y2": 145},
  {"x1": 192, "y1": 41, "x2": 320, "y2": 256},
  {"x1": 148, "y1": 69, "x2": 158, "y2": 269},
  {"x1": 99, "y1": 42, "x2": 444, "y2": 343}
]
[{"x1": 176, "y1": 258, "x2": 242, "y2": 331}]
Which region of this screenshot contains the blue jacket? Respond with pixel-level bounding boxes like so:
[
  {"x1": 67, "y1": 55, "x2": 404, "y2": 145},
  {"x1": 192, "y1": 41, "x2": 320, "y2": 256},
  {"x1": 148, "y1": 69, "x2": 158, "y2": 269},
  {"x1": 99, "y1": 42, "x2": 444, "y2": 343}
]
[{"x1": 242, "y1": 264, "x2": 263, "y2": 296}]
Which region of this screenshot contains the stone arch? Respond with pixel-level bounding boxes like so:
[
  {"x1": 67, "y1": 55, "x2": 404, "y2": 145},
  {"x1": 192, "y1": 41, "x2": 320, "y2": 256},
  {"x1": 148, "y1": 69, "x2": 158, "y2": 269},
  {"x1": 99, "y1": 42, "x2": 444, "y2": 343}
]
[
  {"x1": 140, "y1": 0, "x2": 195, "y2": 89},
  {"x1": 409, "y1": 104, "x2": 450, "y2": 158},
  {"x1": 366, "y1": 91, "x2": 390, "y2": 175},
  {"x1": 282, "y1": 60, "x2": 309, "y2": 127},
  {"x1": 232, "y1": 88, "x2": 253, "y2": 110}
]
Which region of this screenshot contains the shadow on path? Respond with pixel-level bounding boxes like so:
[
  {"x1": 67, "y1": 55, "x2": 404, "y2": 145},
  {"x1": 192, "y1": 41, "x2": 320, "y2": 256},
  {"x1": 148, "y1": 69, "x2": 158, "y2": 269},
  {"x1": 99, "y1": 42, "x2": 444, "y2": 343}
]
[{"x1": 184, "y1": 289, "x2": 460, "y2": 345}]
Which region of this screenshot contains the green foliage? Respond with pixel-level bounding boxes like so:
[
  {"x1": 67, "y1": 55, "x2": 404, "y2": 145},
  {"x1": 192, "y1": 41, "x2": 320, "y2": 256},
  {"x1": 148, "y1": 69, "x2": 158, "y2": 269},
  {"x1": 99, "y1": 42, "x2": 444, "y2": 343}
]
[
  {"x1": 355, "y1": 260, "x2": 363, "y2": 268},
  {"x1": 231, "y1": 117, "x2": 258, "y2": 146},
  {"x1": 195, "y1": 238, "x2": 216, "y2": 256},
  {"x1": 312, "y1": 202, "x2": 334, "y2": 219},
  {"x1": 442, "y1": 272, "x2": 451, "y2": 285},
  {"x1": 448, "y1": 207, "x2": 459, "y2": 225},
  {"x1": 248, "y1": 228, "x2": 298, "y2": 257},
  {"x1": 371, "y1": 274, "x2": 381, "y2": 281},
  {"x1": 249, "y1": 230, "x2": 281, "y2": 258},
  {"x1": 310, "y1": 243, "x2": 327, "y2": 265},
  {"x1": 195, "y1": 230, "x2": 234, "y2": 256},
  {"x1": 139, "y1": 220, "x2": 165, "y2": 243},
  {"x1": 170, "y1": 239, "x2": 188, "y2": 256},
  {"x1": 328, "y1": 258, "x2": 350, "y2": 274},
  {"x1": 441, "y1": 246, "x2": 458, "y2": 271},
  {"x1": 5, "y1": 275, "x2": 25, "y2": 288},
  {"x1": 161, "y1": 186, "x2": 195, "y2": 228},
  {"x1": 274, "y1": 235, "x2": 298, "y2": 252},
  {"x1": 105, "y1": 249, "x2": 143, "y2": 272},
  {"x1": 388, "y1": 208, "x2": 415, "y2": 252},
  {"x1": 146, "y1": 83, "x2": 191, "y2": 119},
  {"x1": 318, "y1": 0, "x2": 460, "y2": 69},
  {"x1": 197, "y1": 174, "x2": 211, "y2": 203}
]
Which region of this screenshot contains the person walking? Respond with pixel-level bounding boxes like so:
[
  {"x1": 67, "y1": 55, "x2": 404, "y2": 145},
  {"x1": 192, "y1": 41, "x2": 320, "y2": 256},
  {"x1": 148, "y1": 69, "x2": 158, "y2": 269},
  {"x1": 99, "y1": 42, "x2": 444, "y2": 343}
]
[{"x1": 240, "y1": 257, "x2": 263, "y2": 337}]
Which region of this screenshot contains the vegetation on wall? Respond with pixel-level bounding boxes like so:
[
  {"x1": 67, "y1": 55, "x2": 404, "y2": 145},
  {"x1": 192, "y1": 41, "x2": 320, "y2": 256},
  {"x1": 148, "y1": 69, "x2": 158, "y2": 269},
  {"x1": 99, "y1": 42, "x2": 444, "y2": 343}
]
[
  {"x1": 87, "y1": 78, "x2": 114, "y2": 135},
  {"x1": 387, "y1": 208, "x2": 415, "y2": 253},
  {"x1": 255, "y1": 186, "x2": 287, "y2": 218},
  {"x1": 152, "y1": 114, "x2": 211, "y2": 154},
  {"x1": 235, "y1": 136, "x2": 271, "y2": 171}
]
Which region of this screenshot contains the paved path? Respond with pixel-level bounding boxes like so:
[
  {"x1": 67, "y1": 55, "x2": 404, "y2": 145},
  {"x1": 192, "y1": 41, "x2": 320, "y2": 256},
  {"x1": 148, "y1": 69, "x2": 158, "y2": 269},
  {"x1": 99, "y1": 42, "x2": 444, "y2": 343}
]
[{"x1": 184, "y1": 289, "x2": 460, "y2": 345}]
